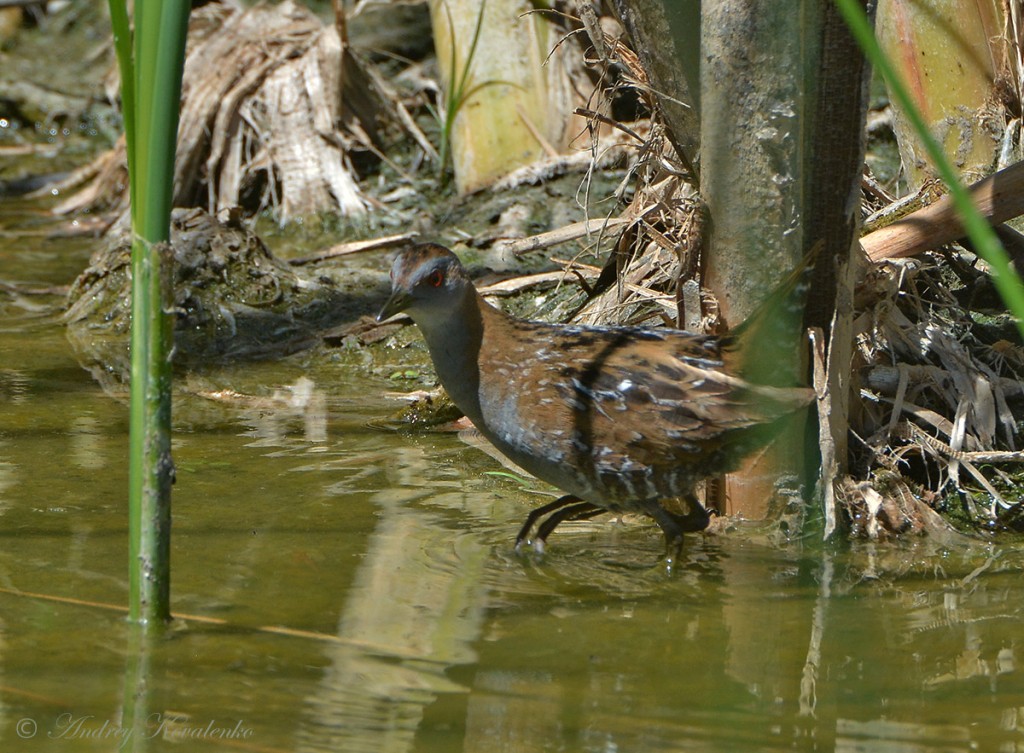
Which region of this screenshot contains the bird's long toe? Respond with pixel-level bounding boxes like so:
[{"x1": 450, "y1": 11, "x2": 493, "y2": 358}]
[{"x1": 515, "y1": 495, "x2": 576, "y2": 548}]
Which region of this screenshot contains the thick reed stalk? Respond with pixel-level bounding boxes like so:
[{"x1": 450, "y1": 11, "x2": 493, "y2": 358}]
[{"x1": 108, "y1": 0, "x2": 191, "y2": 625}]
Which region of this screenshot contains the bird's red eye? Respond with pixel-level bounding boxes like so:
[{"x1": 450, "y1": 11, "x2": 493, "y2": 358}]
[{"x1": 428, "y1": 270, "x2": 444, "y2": 287}]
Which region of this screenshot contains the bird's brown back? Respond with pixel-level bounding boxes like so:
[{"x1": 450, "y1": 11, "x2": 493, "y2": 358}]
[{"x1": 473, "y1": 299, "x2": 813, "y2": 506}]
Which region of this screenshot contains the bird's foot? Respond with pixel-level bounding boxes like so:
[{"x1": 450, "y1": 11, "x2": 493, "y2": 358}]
[
  {"x1": 513, "y1": 536, "x2": 546, "y2": 554},
  {"x1": 515, "y1": 495, "x2": 582, "y2": 550},
  {"x1": 637, "y1": 498, "x2": 687, "y2": 571},
  {"x1": 514, "y1": 495, "x2": 603, "y2": 557},
  {"x1": 662, "y1": 533, "x2": 684, "y2": 573}
]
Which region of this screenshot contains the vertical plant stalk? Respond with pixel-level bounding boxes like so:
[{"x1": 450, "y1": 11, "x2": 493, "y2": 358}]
[
  {"x1": 108, "y1": 0, "x2": 191, "y2": 625},
  {"x1": 427, "y1": 0, "x2": 577, "y2": 193},
  {"x1": 128, "y1": 237, "x2": 175, "y2": 625},
  {"x1": 875, "y1": 0, "x2": 1006, "y2": 188},
  {"x1": 699, "y1": 0, "x2": 812, "y2": 520},
  {"x1": 800, "y1": 2, "x2": 872, "y2": 540}
]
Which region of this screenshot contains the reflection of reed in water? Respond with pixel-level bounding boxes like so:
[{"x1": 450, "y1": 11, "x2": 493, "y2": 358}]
[{"x1": 296, "y1": 496, "x2": 490, "y2": 753}]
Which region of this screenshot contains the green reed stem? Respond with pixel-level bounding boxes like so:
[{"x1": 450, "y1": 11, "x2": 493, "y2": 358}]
[{"x1": 107, "y1": 0, "x2": 191, "y2": 625}]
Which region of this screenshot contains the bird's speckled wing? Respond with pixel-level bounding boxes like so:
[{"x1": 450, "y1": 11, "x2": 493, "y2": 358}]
[{"x1": 480, "y1": 318, "x2": 811, "y2": 501}]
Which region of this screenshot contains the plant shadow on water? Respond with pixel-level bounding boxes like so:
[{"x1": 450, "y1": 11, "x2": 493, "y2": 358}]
[{"x1": 2, "y1": 202, "x2": 1024, "y2": 752}]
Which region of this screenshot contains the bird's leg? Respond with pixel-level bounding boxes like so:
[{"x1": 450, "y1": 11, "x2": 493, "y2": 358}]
[
  {"x1": 638, "y1": 498, "x2": 686, "y2": 567},
  {"x1": 533, "y1": 501, "x2": 604, "y2": 552},
  {"x1": 514, "y1": 495, "x2": 582, "y2": 551},
  {"x1": 674, "y1": 494, "x2": 712, "y2": 533}
]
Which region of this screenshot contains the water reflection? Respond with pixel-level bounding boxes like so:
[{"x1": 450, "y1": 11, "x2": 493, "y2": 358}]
[
  {"x1": 299, "y1": 498, "x2": 488, "y2": 753},
  {"x1": 189, "y1": 374, "x2": 329, "y2": 448},
  {"x1": 446, "y1": 543, "x2": 1024, "y2": 753},
  {"x1": 68, "y1": 414, "x2": 105, "y2": 471}
]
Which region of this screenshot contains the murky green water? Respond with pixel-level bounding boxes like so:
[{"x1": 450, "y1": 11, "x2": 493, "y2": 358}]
[{"x1": 3, "y1": 200, "x2": 1024, "y2": 753}]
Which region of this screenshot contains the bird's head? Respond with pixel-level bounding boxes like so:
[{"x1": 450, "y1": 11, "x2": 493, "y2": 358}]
[{"x1": 377, "y1": 243, "x2": 473, "y2": 326}]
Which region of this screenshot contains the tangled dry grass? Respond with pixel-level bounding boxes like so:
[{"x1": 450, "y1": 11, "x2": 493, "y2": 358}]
[{"x1": 842, "y1": 254, "x2": 1024, "y2": 535}]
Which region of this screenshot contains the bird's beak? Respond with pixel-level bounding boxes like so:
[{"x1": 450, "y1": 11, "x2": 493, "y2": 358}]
[{"x1": 376, "y1": 289, "x2": 412, "y2": 322}]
